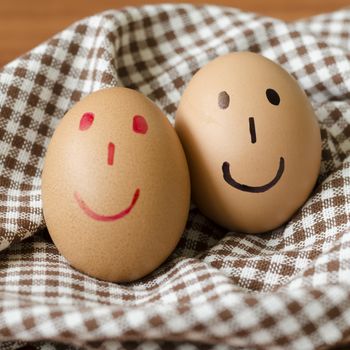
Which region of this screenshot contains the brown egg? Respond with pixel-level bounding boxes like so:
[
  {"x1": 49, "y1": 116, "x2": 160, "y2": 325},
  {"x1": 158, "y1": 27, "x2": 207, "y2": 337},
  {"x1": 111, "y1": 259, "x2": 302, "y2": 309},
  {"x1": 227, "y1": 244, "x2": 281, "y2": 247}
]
[
  {"x1": 175, "y1": 52, "x2": 321, "y2": 233},
  {"x1": 42, "y1": 87, "x2": 190, "y2": 282}
]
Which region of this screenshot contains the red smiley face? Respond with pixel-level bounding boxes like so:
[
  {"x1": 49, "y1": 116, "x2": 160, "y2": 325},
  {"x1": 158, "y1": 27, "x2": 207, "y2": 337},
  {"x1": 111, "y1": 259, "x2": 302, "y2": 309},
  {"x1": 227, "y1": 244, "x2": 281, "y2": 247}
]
[{"x1": 73, "y1": 112, "x2": 148, "y2": 222}]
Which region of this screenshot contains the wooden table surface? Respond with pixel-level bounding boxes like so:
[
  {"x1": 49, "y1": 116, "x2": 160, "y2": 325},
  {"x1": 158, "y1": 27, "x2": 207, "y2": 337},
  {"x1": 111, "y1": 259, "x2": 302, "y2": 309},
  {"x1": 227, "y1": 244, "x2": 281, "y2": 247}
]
[{"x1": 0, "y1": 0, "x2": 349, "y2": 68}]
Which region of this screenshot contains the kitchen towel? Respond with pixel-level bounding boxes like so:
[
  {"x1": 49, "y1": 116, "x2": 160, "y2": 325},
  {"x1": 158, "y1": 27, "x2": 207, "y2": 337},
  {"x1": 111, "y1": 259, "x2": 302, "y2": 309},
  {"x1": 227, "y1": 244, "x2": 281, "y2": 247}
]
[{"x1": 0, "y1": 4, "x2": 350, "y2": 349}]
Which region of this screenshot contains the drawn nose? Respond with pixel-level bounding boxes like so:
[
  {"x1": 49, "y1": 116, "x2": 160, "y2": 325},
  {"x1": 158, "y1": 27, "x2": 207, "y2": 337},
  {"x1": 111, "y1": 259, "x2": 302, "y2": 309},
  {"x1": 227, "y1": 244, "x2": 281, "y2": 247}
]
[
  {"x1": 107, "y1": 142, "x2": 115, "y2": 166},
  {"x1": 249, "y1": 117, "x2": 257, "y2": 144}
]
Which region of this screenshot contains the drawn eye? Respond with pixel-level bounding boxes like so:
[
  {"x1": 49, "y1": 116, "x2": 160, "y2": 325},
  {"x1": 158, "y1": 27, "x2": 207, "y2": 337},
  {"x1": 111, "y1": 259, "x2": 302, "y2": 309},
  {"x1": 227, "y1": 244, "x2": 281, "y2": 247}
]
[
  {"x1": 266, "y1": 89, "x2": 280, "y2": 106},
  {"x1": 218, "y1": 91, "x2": 230, "y2": 109},
  {"x1": 79, "y1": 112, "x2": 95, "y2": 131},
  {"x1": 133, "y1": 115, "x2": 148, "y2": 134}
]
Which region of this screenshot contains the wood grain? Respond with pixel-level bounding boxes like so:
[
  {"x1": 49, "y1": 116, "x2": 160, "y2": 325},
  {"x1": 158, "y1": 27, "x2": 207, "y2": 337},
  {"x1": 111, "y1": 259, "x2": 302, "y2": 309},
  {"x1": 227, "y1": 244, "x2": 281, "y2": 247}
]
[{"x1": 0, "y1": 0, "x2": 349, "y2": 68}]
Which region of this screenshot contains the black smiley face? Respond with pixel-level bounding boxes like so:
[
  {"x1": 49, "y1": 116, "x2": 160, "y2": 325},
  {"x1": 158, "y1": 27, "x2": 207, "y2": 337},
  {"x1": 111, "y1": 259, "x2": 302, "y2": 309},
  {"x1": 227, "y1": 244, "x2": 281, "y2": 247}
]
[{"x1": 219, "y1": 88, "x2": 285, "y2": 193}]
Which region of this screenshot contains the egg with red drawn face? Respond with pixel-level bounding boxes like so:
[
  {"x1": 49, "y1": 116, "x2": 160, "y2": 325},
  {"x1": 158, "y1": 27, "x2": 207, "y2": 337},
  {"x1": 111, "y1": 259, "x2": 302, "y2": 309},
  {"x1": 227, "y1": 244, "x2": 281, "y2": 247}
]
[{"x1": 42, "y1": 87, "x2": 190, "y2": 282}]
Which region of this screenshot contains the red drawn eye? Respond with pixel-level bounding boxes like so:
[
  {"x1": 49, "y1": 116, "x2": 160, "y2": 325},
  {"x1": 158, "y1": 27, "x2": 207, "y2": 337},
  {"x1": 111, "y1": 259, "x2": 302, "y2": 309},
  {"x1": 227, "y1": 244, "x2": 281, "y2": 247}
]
[
  {"x1": 133, "y1": 115, "x2": 148, "y2": 134},
  {"x1": 79, "y1": 112, "x2": 94, "y2": 131}
]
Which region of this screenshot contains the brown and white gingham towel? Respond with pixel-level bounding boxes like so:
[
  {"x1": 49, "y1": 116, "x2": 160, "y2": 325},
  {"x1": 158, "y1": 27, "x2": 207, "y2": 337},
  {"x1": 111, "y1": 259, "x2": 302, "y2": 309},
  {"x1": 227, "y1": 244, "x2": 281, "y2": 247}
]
[{"x1": 0, "y1": 4, "x2": 350, "y2": 350}]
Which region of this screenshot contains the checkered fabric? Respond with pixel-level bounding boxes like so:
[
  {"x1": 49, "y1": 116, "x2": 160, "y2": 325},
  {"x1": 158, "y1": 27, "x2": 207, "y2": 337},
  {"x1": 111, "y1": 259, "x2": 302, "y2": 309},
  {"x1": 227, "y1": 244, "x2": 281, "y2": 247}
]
[{"x1": 0, "y1": 4, "x2": 350, "y2": 349}]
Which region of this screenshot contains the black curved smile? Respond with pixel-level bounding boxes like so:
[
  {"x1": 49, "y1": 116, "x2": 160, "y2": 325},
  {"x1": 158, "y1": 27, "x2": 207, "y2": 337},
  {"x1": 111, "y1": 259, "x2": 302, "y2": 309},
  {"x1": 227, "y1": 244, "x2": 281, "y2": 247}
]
[{"x1": 222, "y1": 157, "x2": 285, "y2": 193}]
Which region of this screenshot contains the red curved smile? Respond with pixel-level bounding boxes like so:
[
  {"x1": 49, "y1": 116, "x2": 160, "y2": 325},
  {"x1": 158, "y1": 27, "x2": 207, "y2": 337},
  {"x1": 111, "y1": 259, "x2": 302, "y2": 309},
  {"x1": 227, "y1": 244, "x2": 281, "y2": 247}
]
[{"x1": 74, "y1": 188, "x2": 140, "y2": 222}]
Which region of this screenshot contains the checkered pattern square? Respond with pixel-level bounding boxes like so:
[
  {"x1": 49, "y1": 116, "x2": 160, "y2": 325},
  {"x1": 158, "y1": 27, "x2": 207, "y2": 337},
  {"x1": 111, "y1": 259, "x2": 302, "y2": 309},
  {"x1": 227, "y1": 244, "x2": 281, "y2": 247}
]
[{"x1": 0, "y1": 4, "x2": 350, "y2": 349}]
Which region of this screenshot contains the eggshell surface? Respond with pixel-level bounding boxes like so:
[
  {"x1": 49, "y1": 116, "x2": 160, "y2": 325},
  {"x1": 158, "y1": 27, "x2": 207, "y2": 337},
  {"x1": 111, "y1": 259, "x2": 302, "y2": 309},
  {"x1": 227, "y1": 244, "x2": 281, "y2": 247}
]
[
  {"x1": 42, "y1": 87, "x2": 190, "y2": 282},
  {"x1": 175, "y1": 52, "x2": 321, "y2": 233}
]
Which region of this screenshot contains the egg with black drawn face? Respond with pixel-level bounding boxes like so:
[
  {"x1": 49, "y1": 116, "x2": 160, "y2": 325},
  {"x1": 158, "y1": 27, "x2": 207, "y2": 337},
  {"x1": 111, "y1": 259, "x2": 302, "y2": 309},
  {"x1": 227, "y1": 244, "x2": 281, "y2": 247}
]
[
  {"x1": 175, "y1": 52, "x2": 321, "y2": 233},
  {"x1": 42, "y1": 87, "x2": 190, "y2": 282}
]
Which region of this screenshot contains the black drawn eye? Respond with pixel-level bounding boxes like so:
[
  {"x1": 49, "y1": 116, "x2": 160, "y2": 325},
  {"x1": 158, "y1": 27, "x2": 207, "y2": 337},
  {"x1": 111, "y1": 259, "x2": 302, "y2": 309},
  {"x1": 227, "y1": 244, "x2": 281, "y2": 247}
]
[
  {"x1": 218, "y1": 91, "x2": 230, "y2": 109},
  {"x1": 266, "y1": 88, "x2": 280, "y2": 106}
]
